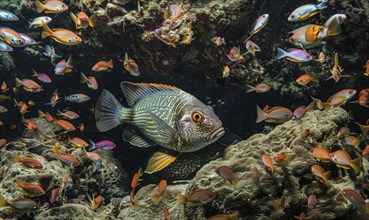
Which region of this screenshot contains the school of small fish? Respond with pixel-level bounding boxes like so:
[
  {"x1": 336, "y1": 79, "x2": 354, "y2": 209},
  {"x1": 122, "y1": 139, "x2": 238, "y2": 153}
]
[{"x1": 0, "y1": 0, "x2": 368, "y2": 219}]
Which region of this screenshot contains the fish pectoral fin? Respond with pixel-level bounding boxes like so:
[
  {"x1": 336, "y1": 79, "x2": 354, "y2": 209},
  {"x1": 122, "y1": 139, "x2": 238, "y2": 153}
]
[
  {"x1": 123, "y1": 126, "x2": 156, "y2": 148},
  {"x1": 150, "y1": 113, "x2": 179, "y2": 147},
  {"x1": 145, "y1": 150, "x2": 178, "y2": 174}
]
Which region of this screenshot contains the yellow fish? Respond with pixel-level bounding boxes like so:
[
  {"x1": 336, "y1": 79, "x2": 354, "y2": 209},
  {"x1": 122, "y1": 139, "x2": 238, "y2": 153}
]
[{"x1": 41, "y1": 23, "x2": 82, "y2": 46}]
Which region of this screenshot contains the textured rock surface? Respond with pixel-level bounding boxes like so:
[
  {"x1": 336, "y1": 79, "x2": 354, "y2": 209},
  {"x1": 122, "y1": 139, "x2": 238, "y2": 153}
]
[{"x1": 116, "y1": 108, "x2": 368, "y2": 219}]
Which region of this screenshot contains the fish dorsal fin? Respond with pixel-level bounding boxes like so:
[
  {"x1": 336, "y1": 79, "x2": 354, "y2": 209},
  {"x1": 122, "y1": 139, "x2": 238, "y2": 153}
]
[{"x1": 121, "y1": 81, "x2": 182, "y2": 107}]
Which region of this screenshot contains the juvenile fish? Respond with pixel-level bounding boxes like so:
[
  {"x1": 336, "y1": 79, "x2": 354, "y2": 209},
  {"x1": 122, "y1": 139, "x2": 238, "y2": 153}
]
[
  {"x1": 41, "y1": 23, "x2": 82, "y2": 46},
  {"x1": 65, "y1": 94, "x2": 90, "y2": 103},
  {"x1": 256, "y1": 105, "x2": 292, "y2": 124},
  {"x1": 246, "y1": 82, "x2": 270, "y2": 93},
  {"x1": 151, "y1": 180, "x2": 167, "y2": 205},
  {"x1": 288, "y1": 0, "x2": 328, "y2": 22},
  {"x1": 244, "y1": 14, "x2": 269, "y2": 42},
  {"x1": 55, "y1": 57, "x2": 73, "y2": 75},
  {"x1": 261, "y1": 154, "x2": 274, "y2": 174},
  {"x1": 35, "y1": 0, "x2": 68, "y2": 14},
  {"x1": 32, "y1": 69, "x2": 52, "y2": 83},
  {"x1": 29, "y1": 16, "x2": 52, "y2": 29},
  {"x1": 176, "y1": 189, "x2": 215, "y2": 206},
  {"x1": 215, "y1": 166, "x2": 238, "y2": 188},
  {"x1": 88, "y1": 140, "x2": 116, "y2": 151},
  {"x1": 311, "y1": 165, "x2": 330, "y2": 184},
  {"x1": 276, "y1": 48, "x2": 313, "y2": 62}
]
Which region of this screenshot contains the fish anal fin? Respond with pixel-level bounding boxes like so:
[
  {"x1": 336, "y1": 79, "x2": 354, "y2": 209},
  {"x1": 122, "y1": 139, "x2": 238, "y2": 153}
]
[
  {"x1": 145, "y1": 150, "x2": 178, "y2": 174},
  {"x1": 121, "y1": 81, "x2": 182, "y2": 107},
  {"x1": 123, "y1": 126, "x2": 156, "y2": 148}
]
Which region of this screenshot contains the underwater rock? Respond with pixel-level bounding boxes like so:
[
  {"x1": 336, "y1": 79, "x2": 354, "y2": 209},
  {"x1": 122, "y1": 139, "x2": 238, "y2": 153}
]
[
  {"x1": 35, "y1": 203, "x2": 107, "y2": 220},
  {"x1": 118, "y1": 183, "x2": 187, "y2": 219},
  {"x1": 0, "y1": 53, "x2": 15, "y2": 82},
  {"x1": 115, "y1": 108, "x2": 368, "y2": 219}
]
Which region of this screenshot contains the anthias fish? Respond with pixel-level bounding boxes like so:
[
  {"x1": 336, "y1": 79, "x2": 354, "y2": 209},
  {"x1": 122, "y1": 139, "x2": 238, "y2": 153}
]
[{"x1": 95, "y1": 82, "x2": 224, "y2": 172}]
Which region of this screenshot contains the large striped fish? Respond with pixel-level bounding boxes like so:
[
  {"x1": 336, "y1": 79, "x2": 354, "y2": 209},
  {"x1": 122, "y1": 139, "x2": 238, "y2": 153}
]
[{"x1": 95, "y1": 82, "x2": 224, "y2": 173}]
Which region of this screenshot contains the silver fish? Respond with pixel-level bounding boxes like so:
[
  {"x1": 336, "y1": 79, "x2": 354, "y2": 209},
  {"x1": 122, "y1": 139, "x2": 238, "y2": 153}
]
[
  {"x1": 44, "y1": 45, "x2": 62, "y2": 64},
  {"x1": 65, "y1": 94, "x2": 90, "y2": 103},
  {"x1": 95, "y1": 82, "x2": 224, "y2": 172},
  {"x1": 0, "y1": 41, "x2": 13, "y2": 52},
  {"x1": 19, "y1": 33, "x2": 37, "y2": 46},
  {"x1": 0, "y1": 9, "x2": 18, "y2": 21}
]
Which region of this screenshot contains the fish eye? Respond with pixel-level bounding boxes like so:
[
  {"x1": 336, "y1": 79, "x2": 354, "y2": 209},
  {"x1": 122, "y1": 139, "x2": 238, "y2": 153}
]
[
  {"x1": 338, "y1": 16, "x2": 342, "y2": 19},
  {"x1": 349, "y1": 90, "x2": 354, "y2": 94},
  {"x1": 191, "y1": 111, "x2": 204, "y2": 124},
  {"x1": 291, "y1": 15, "x2": 295, "y2": 18},
  {"x1": 306, "y1": 55, "x2": 311, "y2": 59},
  {"x1": 262, "y1": 15, "x2": 266, "y2": 18},
  {"x1": 75, "y1": 37, "x2": 79, "y2": 40}
]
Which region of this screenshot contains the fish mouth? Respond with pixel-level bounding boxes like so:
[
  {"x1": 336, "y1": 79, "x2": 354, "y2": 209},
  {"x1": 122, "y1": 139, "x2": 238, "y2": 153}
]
[{"x1": 207, "y1": 127, "x2": 225, "y2": 142}]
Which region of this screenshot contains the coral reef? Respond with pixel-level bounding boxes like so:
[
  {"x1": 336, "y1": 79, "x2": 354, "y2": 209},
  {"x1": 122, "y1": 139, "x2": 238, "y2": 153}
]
[{"x1": 116, "y1": 108, "x2": 368, "y2": 219}]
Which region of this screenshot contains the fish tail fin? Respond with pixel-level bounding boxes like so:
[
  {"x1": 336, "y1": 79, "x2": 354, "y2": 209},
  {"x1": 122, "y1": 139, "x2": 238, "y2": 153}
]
[
  {"x1": 256, "y1": 105, "x2": 266, "y2": 123},
  {"x1": 355, "y1": 122, "x2": 369, "y2": 138},
  {"x1": 95, "y1": 90, "x2": 129, "y2": 132},
  {"x1": 233, "y1": 176, "x2": 238, "y2": 189},
  {"x1": 15, "y1": 77, "x2": 23, "y2": 87},
  {"x1": 309, "y1": 73, "x2": 319, "y2": 83},
  {"x1": 56, "y1": 109, "x2": 63, "y2": 116},
  {"x1": 107, "y1": 59, "x2": 113, "y2": 68},
  {"x1": 89, "y1": 14, "x2": 97, "y2": 28},
  {"x1": 41, "y1": 23, "x2": 53, "y2": 39},
  {"x1": 351, "y1": 157, "x2": 362, "y2": 174},
  {"x1": 66, "y1": 56, "x2": 73, "y2": 69},
  {"x1": 176, "y1": 194, "x2": 187, "y2": 206},
  {"x1": 321, "y1": 102, "x2": 332, "y2": 112},
  {"x1": 316, "y1": 0, "x2": 328, "y2": 10},
  {"x1": 323, "y1": 171, "x2": 331, "y2": 183},
  {"x1": 35, "y1": 0, "x2": 45, "y2": 13},
  {"x1": 246, "y1": 85, "x2": 255, "y2": 93},
  {"x1": 28, "y1": 21, "x2": 33, "y2": 29},
  {"x1": 229, "y1": 211, "x2": 240, "y2": 220},
  {"x1": 32, "y1": 69, "x2": 38, "y2": 77},
  {"x1": 38, "y1": 110, "x2": 45, "y2": 118},
  {"x1": 151, "y1": 194, "x2": 160, "y2": 205},
  {"x1": 80, "y1": 72, "x2": 88, "y2": 84},
  {"x1": 87, "y1": 139, "x2": 96, "y2": 151},
  {"x1": 69, "y1": 12, "x2": 80, "y2": 29},
  {"x1": 276, "y1": 48, "x2": 287, "y2": 59},
  {"x1": 0, "y1": 196, "x2": 7, "y2": 208}
]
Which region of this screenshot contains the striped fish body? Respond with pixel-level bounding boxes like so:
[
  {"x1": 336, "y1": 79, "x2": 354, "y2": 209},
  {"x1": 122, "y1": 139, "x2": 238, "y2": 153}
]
[{"x1": 95, "y1": 82, "x2": 224, "y2": 153}]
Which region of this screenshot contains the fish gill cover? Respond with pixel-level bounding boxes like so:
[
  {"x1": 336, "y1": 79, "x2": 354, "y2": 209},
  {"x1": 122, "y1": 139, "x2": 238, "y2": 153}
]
[{"x1": 0, "y1": 0, "x2": 369, "y2": 219}]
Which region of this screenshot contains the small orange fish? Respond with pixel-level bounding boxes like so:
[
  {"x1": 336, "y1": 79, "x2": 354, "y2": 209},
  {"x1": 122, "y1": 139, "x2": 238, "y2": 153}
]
[
  {"x1": 15, "y1": 78, "x2": 43, "y2": 93},
  {"x1": 57, "y1": 110, "x2": 79, "y2": 120},
  {"x1": 68, "y1": 137, "x2": 88, "y2": 148},
  {"x1": 54, "y1": 152, "x2": 80, "y2": 167},
  {"x1": 329, "y1": 150, "x2": 361, "y2": 173},
  {"x1": 130, "y1": 188, "x2": 139, "y2": 207},
  {"x1": 215, "y1": 166, "x2": 238, "y2": 188},
  {"x1": 50, "y1": 187, "x2": 60, "y2": 204},
  {"x1": 16, "y1": 178, "x2": 45, "y2": 196},
  {"x1": 131, "y1": 167, "x2": 143, "y2": 189},
  {"x1": 1, "y1": 82, "x2": 8, "y2": 92},
  {"x1": 323, "y1": 89, "x2": 357, "y2": 111},
  {"x1": 35, "y1": 0, "x2": 68, "y2": 14},
  {"x1": 213, "y1": 36, "x2": 225, "y2": 46},
  {"x1": 91, "y1": 195, "x2": 104, "y2": 211},
  {"x1": 308, "y1": 193, "x2": 317, "y2": 209},
  {"x1": 338, "y1": 135, "x2": 360, "y2": 148},
  {"x1": 246, "y1": 82, "x2": 270, "y2": 93},
  {"x1": 14, "y1": 99, "x2": 29, "y2": 115},
  {"x1": 274, "y1": 151, "x2": 290, "y2": 166},
  {"x1": 309, "y1": 147, "x2": 331, "y2": 162},
  {"x1": 226, "y1": 47, "x2": 244, "y2": 62},
  {"x1": 41, "y1": 23, "x2": 82, "y2": 46},
  {"x1": 79, "y1": 122, "x2": 85, "y2": 132},
  {"x1": 15, "y1": 154, "x2": 43, "y2": 168},
  {"x1": 54, "y1": 119, "x2": 76, "y2": 131},
  {"x1": 208, "y1": 211, "x2": 240, "y2": 220},
  {"x1": 0, "y1": 138, "x2": 7, "y2": 148},
  {"x1": 151, "y1": 180, "x2": 168, "y2": 205},
  {"x1": 317, "y1": 51, "x2": 325, "y2": 63},
  {"x1": 362, "y1": 145, "x2": 369, "y2": 156},
  {"x1": 342, "y1": 189, "x2": 369, "y2": 214},
  {"x1": 176, "y1": 189, "x2": 216, "y2": 206},
  {"x1": 163, "y1": 207, "x2": 170, "y2": 220},
  {"x1": 310, "y1": 165, "x2": 330, "y2": 184},
  {"x1": 256, "y1": 105, "x2": 292, "y2": 124},
  {"x1": 70, "y1": 12, "x2": 96, "y2": 29},
  {"x1": 300, "y1": 129, "x2": 312, "y2": 141},
  {"x1": 261, "y1": 154, "x2": 274, "y2": 174},
  {"x1": 124, "y1": 53, "x2": 140, "y2": 76},
  {"x1": 38, "y1": 110, "x2": 55, "y2": 122},
  {"x1": 22, "y1": 117, "x2": 37, "y2": 131},
  {"x1": 296, "y1": 73, "x2": 319, "y2": 86},
  {"x1": 364, "y1": 60, "x2": 369, "y2": 76},
  {"x1": 251, "y1": 164, "x2": 261, "y2": 183},
  {"x1": 80, "y1": 72, "x2": 98, "y2": 90},
  {"x1": 350, "y1": 89, "x2": 369, "y2": 108},
  {"x1": 92, "y1": 60, "x2": 113, "y2": 72}
]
